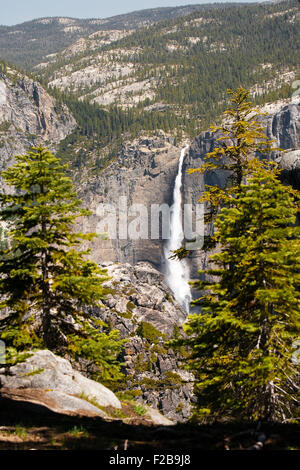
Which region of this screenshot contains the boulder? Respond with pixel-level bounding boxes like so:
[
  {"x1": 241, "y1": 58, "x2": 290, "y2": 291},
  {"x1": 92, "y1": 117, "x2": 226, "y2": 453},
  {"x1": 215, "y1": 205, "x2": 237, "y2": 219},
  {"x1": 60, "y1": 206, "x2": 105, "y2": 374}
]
[
  {"x1": 0, "y1": 349, "x2": 121, "y2": 409},
  {"x1": 144, "y1": 407, "x2": 174, "y2": 426}
]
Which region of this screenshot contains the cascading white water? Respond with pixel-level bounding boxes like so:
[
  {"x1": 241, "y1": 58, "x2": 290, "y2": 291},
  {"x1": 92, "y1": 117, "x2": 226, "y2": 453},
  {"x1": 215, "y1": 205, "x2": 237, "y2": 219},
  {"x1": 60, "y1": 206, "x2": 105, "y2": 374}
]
[{"x1": 164, "y1": 144, "x2": 192, "y2": 313}]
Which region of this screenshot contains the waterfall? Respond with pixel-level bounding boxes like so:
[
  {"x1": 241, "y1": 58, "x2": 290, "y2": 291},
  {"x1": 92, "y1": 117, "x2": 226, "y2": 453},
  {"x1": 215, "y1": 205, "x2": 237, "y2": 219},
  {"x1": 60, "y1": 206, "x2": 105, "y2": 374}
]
[{"x1": 164, "y1": 144, "x2": 192, "y2": 313}]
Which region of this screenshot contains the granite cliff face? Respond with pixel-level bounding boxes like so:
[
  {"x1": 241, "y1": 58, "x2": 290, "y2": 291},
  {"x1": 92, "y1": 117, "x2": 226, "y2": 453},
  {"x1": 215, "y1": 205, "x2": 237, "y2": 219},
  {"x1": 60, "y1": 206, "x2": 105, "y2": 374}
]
[
  {"x1": 265, "y1": 102, "x2": 300, "y2": 188},
  {"x1": 0, "y1": 69, "x2": 76, "y2": 190},
  {"x1": 76, "y1": 133, "x2": 186, "y2": 271}
]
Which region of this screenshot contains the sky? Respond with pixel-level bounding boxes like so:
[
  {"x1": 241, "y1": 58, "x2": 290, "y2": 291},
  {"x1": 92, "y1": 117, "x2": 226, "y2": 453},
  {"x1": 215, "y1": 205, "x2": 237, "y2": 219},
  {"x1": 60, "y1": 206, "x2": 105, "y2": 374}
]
[{"x1": 0, "y1": 0, "x2": 260, "y2": 26}]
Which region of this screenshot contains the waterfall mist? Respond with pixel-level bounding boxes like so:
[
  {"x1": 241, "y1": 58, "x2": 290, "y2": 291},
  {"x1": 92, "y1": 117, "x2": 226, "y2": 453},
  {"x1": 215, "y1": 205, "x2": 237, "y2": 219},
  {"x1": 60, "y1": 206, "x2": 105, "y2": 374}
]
[{"x1": 163, "y1": 144, "x2": 192, "y2": 313}]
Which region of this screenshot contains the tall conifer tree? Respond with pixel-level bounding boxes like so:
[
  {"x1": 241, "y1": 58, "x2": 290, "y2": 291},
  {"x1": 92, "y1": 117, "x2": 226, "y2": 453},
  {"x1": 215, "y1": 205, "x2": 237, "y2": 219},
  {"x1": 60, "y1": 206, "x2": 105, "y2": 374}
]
[
  {"x1": 173, "y1": 88, "x2": 300, "y2": 422},
  {"x1": 0, "y1": 146, "x2": 124, "y2": 378},
  {"x1": 183, "y1": 165, "x2": 300, "y2": 422}
]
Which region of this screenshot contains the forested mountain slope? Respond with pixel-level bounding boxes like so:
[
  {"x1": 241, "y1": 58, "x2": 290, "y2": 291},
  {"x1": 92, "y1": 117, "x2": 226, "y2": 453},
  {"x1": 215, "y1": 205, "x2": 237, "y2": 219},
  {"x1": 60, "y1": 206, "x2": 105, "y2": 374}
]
[
  {"x1": 0, "y1": 3, "x2": 238, "y2": 69},
  {"x1": 36, "y1": 0, "x2": 299, "y2": 137}
]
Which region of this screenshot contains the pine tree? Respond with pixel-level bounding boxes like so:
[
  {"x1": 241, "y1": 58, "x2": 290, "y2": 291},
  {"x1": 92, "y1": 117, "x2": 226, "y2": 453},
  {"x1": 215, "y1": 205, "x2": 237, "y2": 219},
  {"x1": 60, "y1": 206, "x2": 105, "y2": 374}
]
[
  {"x1": 0, "y1": 146, "x2": 124, "y2": 376},
  {"x1": 182, "y1": 165, "x2": 300, "y2": 422},
  {"x1": 188, "y1": 87, "x2": 278, "y2": 221}
]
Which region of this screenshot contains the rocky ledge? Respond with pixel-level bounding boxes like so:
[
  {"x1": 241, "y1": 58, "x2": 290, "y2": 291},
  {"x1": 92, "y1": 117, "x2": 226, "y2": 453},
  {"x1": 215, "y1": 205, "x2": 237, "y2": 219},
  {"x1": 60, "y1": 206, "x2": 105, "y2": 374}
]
[{"x1": 0, "y1": 350, "x2": 120, "y2": 417}]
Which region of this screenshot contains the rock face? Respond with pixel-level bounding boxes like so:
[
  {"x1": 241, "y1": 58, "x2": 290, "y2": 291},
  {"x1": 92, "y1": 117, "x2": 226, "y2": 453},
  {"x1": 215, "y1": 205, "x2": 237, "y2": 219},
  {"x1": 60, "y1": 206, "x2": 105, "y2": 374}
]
[
  {"x1": 84, "y1": 262, "x2": 195, "y2": 422},
  {"x1": 77, "y1": 133, "x2": 185, "y2": 271},
  {"x1": 0, "y1": 69, "x2": 76, "y2": 191},
  {"x1": 266, "y1": 102, "x2": 300, "y2": 152},
  {"x1": 0, "y1": 350, "x2": 121, "y2": 409},
  {"x1": 265, "y1": 102, "x2": 300, "y2": 188},
  {"x1": 100, "y1": 261, "x2": 187, "y2": 334}
]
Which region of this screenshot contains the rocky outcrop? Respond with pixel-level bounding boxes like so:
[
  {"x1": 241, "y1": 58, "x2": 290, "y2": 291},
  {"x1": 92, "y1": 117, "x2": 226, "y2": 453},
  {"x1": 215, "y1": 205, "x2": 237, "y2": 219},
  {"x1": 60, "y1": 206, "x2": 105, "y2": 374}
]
[
  {"x1": 99, "y1": 261, "x2": 187, "y2": 334},
  {"x1": 0, "y1": 69, "x2": 76, "y2": 191},
  {"x1": 266, "y1": 102, "x2": 300, "y2": 153},
  {"x1": 83, "y1": 262, "x2": 195, "y2": 422},
  {"x1": 0, "y1": 350, "x2": 121, "y2": 409},
  {"x1": 265, "y1": 102, "x2": 300, "y2": 187}
]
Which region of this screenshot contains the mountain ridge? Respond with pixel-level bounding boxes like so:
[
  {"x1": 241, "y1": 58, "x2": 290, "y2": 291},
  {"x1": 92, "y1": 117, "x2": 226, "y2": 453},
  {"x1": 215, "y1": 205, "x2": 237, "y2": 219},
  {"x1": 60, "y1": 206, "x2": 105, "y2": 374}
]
[
  {"x1": 35, "y1": 0, "x2": 299, "y2": 144},
  {"x1": 0, "y1": 3, "x2": 250, "y2": 69}
]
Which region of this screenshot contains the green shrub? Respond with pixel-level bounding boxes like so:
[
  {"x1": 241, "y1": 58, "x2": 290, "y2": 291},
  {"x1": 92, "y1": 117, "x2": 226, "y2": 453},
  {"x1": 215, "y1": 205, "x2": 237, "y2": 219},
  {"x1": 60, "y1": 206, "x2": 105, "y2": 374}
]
[
  {"x1": 116, "y1": 390, "x2": 143, "y2": 401},
  {"x1": 134, "y1": 404, "x2": 147, "y2": 416},
  {"x1": 136, "y1": 321, "x2": 165, "y2": 344},
  {"x1": 126, "y1": 301, "x2": 136, "y2": 313}
]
